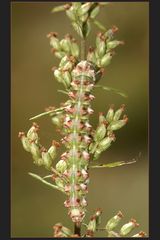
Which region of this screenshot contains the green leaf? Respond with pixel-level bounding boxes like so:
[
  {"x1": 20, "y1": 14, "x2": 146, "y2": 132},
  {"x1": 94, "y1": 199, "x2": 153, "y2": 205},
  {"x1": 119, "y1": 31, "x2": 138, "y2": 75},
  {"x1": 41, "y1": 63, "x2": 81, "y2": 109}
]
[
  {"x1": 90, "y1": 160, "x2": 136, "y2": 168},
  {"x1": 93, "y1": 20, "x2": 107, "y2": 31},
  {"x1": 95, "y1": 85, "x2": 128, "y2": 98}
]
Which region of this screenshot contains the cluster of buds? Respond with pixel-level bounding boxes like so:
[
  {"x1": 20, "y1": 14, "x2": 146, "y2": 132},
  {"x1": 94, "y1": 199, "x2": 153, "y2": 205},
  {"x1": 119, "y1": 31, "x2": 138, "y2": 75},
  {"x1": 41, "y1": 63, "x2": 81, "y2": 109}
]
[
  {"x1": 104, "y1": 211, "x2": 146, "y2": 237},
  {"x1": 89, "y1": 104, "x2": 128, "y2": 160},
  {"x1": 87, "y1": 26, "x2": 124, "y2": 67},
  {"x1": 18, "y1": 123, "x2": 60, "y2": 169},
  {"x1": 47, "y1": 32, "x2": 80, "y2": 59},
  {"x1": 52, "y1": 55, "x2": 77, "y2": 88}
]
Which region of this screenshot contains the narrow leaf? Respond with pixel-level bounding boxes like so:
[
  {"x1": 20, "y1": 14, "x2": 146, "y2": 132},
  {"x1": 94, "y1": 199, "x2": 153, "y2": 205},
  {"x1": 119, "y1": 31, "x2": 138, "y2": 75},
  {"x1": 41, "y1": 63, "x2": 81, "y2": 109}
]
[
  {"x1": 29, "y1": 107, "x2": 65, "y2": 120},
  {"x1": 28, "y1": 172, "x2": 66, "y2": 194},
  {"x1": 93, "y1": 20, "x2": 107, "y2": 31},
  {"x1": 91, "y1": 160, "x2": 136, "y2": 168},
  {"x1": 95, "y1": 85, "x2": 128, "y2": 98},
  {"x1": 51, "y1": 5, "x2": 65, "y2": 13}
]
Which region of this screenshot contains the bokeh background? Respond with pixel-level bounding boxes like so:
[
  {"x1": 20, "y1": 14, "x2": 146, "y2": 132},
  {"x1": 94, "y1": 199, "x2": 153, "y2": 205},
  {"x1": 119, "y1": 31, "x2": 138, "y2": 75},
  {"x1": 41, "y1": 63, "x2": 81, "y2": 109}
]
[{"x1": 11, "y1": 2, "x2": 149, "y2": 237}]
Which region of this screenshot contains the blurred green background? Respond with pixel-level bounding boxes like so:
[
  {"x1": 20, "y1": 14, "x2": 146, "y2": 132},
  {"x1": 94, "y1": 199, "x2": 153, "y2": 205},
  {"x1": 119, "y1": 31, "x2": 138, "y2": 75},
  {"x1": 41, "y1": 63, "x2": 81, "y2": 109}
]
[{"x1": 11, "y1": 2, "x2": 149, "y2": 237}]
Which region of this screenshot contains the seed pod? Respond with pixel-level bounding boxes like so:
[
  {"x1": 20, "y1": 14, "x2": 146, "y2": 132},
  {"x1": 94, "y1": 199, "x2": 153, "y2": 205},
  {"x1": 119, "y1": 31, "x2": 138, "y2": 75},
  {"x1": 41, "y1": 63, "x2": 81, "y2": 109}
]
[
  {"x1": 100, "y1": 52, "x2": 113, "y2": 67},
  {"x1": 56, "y1": 160, "x2": 67, "y2": 173},
  {"x1": 120, "y1": 219, "x2": 139, "y2": 236},
  {"x1": 19, "y1": 133, "x2": 31, "y2": 152},
  {"x1": 42, "y1": 151, "x2": 53, "y2": 169},
  {"x1": 66, "y1": 7, "x2": 76, "y2": 21},
  {"x1": 30, "y1": 142, "x2": 41, "y2": 158},
  {"x1": 94, "y1": 123, "x2": 106, "y2": 142},
  {"x1": 78, "y1": 2, "x2": 92, "y2": 16},
  {"x1": 60, "y1": 39, "x2": 71, "y2": 53},
  {"x1": 106, "y1": 105, "x2": 114, "y2": 122},
  {"x1": 107, "y1": 117, "x2": 128, "y2": 131},
  {"x1": 107, "y1": 40, "x2": 124, "y2": 50},
  {"x1": 70, "y1": 40, "x2": 79, "y2": 58},
  {"x1": 113, "y1": 104, "x2": 125, "y2": 121},
  {"x1": 105, "y1": 211, "x2": 123, "y2": 231},
  {"x1": 132, "y1": 231, "x2": 146, "y2": 237},
  {"x1": 90, "y1": 5, "x2": 100, "y2": 19},
  {"x1": 72, "y1": 22, "x2": 83, "y2": 38}
]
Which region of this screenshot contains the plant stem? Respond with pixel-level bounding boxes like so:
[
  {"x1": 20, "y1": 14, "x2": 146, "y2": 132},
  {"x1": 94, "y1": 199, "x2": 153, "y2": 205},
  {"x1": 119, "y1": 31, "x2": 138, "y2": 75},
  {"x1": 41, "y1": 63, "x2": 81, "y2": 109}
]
[
  {"x1": 81, "y1": 37, "x2": 86, "y2": 60},
  {"x1": 74, "y1": 223, "x2": 81, "y2": 236}
]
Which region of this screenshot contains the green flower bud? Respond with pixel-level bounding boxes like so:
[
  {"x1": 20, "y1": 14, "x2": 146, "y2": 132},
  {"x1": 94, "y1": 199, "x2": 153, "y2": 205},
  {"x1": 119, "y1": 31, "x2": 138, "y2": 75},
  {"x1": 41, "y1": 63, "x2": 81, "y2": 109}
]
[
  {"x1": 98, "y1": 134, "x2": 115, "y2": 151},
  {"x1": 78, "y1": 2, "x2": 92, "y2": 16},
  {"x1": 99, "y1": 112, "x2": 106, "y2": 124},
  {"x1": 120, "y1": 219, "x2": 139, "y2": 236},
  {"x1": 107, "y1": 40, "x2": 124, "y2": 50},
  {"x1": 107, "y1": 117, "x2": 128, "y2": 131},
  {"x1": 87, "y1": 47, "x2": 97, "y2": 64},
  {"x1": 54, "y1": 51, "x2": 65, "y2": 59},
  {"x1": 87, "y1": 217, "x2": 96, "y2": 232},
  {"x1": 55, "y1": 178, "x2": 64, "y2": 189},
  {"x1": 60, "y1": 39, "x2": 71, "y2": 53},
  {"x1": 72, "y1": 2, "x2": 81, "y2": 10},
  {"x1": 70, "y1": 40, "x2": 79, "y2": 58},
  {"x1": 42, "y1": 151, "x2": 53, "y2": 169},
  {"x1": 50, "y1": 36, "x2": 60, "y2": 50},
  {"x1": 62, "y1": 71, "x2": 71, "y2": 88},
  {"x1": 48, "y1": 145, "x2": 57, "y2": 160},
  {"x1": 96, "y1": 33, "x2": 104, "y2": 48},
  {"x1": 113, "y1": 104, "x2": 125, "y2": 121},
  {"x1": 54, "y1": 69, "x2": 63, "y2": 82},
  {"x1": 72, "y1": 22, "x2": 83, "y2": 38},
  {"x1": 56, "y1": 160, "x2": 67, "y2": 173},
  {"x1": 132, "y1": 231, "x2": 146, "y2": 237},
  {"x1": 90, "y1": 5, "x2": 100, "y2": 19},
  {"x1": 80, "y1": 13, "x2": 88, "y2": 22},
  {"x1": 96, "y1": 39, "x2": 106, "y2": 57},
  {"x1": 59, "y1": 56, "x2": 69, "y2": 67},
  {"x1": 18, "y1": 132, "x2": 30, "y2": 152},
  {"x1": 66, "y1": 7, "x2": 76, "y2": 21},
  {"x1": 51, "y1": 116, "x2": 62, "y2": 127},
  {"x1": 100, "y1": 52, "x2": 113, "y2": 67},
  {"x1": 94, "y1": 123, "x2": 107, "y2": 142},
  {"x1": 106, "y1": 105, "x2": 114, "y2": 122},
  {"x1": 105, "y1": 211, "x2": 123, "y2": 231},
  {"x1": 93, "y1": 150, "x2": 101, "y2": 161},
  {"x1": 27, "y1": 123, "x2": 39, "y2": 141},
  {"x1": 30, "y1": 142, "x2": 41, "y2": 158},
  {"x1": 32, "y1": 155, "x2": 43, "y2": 166}
]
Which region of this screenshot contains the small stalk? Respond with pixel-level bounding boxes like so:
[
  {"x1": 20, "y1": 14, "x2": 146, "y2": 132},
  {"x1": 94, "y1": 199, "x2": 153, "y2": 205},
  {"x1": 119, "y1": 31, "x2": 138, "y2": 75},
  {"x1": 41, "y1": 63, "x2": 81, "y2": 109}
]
[{"x1": 81, "y1": 37, "x2": 86, "y2": 60}]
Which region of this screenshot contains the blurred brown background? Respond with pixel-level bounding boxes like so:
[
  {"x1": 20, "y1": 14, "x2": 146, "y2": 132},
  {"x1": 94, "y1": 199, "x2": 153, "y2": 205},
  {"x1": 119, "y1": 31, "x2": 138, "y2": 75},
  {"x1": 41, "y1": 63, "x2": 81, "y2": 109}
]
[{"x1": 11, "y1": 2, "x2": 149, "y2": 237}]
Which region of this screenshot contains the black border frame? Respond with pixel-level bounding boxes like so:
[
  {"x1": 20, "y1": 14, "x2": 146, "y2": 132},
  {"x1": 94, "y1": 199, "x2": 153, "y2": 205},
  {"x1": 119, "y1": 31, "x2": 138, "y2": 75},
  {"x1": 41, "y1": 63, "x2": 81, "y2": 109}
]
[{"x1": 1, "y1": 0, "x2": 159, "y2": 239}]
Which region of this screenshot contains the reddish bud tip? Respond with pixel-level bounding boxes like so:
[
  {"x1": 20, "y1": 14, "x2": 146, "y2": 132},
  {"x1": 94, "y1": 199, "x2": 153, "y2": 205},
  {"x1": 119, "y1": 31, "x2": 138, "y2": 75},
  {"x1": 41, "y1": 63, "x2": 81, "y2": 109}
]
[
  {"x1": 112, "y1": 25, "x2": 119, "y2": 33},
  {"x1": 52, "y1": 140, "x2": 60, "y2": 148},
  {"x1": 117, "y1": 211, "x2": 123, "y2": 218},
  {"x1": 18, "y1": 131, "x2": 25, "y2": 138}
]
